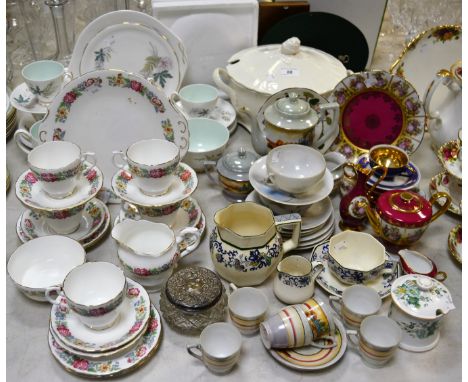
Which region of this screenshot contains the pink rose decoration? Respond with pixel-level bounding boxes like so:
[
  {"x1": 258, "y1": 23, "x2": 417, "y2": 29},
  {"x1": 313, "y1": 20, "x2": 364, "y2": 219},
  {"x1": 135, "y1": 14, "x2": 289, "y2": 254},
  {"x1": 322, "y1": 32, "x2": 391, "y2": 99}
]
[
  {"x1": 149, "y1": 168, "x2": 165, "y2": 178},
  {"x1": 54, "y1": 210, "x2": 70, "y2": 219},
  {"x1": 127, "y1": 288, "x2": 140, "y2": 297},
  {"x1": 85, "y1": 79, "x2": 95, "y2": 87},
  {"x1": 72, "y1": 359, "x2": 89, "y2": 370},
  {"x1": 57, "y1": 325, "x2": 71, "y2": 337},
  {"x1": 63, "y1": 92, "x2": 77, "y2": 104},
  {"x1": 180, "y1": 170, "x2": 191, "y2": 181},
  {"x1": 129, "y1": 322, "x2": 142, "y2": 334},
  {"x1": 136, "y1": 346, "x2": 147, "y2": 357},
  {"x1": 24, "y1": 219, "x2": 32, "y2": 228},
  {"x1": 130, "y1": 80, "x2": 143, "y2": 92},
  {"x1": 86, "y1": 169, "x2": 97, "y2": 181},
  {"x1": 134, "y1": 268, "x2": 151, "y2": 276},
  {"x1": 149, "y1": 318, "x2": 159, "y2": 331},
  {"x1": 25, "y1": 172, "x2": 38, "y2": 184},
  {"x1": 41, "y1": 173, "x2": 58, "y2": 182}
]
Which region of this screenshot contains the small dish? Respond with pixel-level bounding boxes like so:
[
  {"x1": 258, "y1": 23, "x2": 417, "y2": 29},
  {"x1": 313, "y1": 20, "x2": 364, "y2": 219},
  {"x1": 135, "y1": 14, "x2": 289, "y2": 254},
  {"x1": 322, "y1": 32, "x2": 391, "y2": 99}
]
[
  {"x1": 438, "y1": 140, "x2": 462, "y2": 181},
  {"x1": 112, "y1": 163, "x2": 197, "y2": 207},
  {"x1": 309, "y1": 242, "x2": 398, "y2": 298},
  {"x1": 266, "y1": 317, "x2": 347, "y2": 371},
  {"x1": 448, "y1": 224, "x2": 462, "y2": 264},
  {"x1": 19, "y1": 198, "x2": 106, "y2": 242},
  {"x1": 10, "y1": 82, "x2": 48, "y2": 114},
  {"x1": 15, "y1": 162, "x2": 103, "y2": 211},
  {"x1": 249, "y1": 156, "x2": 334, "y2": 206},
  {"x1": 429, "y1": 172, "x2": 461, "y2": 215},
  {"x1": 50, "y1": 278, "x2": 150, "y2": 353},
  {"x1": 49, "y1": 303, "x2": 162, "y2": 378},
  {"x1": 7, "y1": 236, "x2": 86, "y2": 302}
]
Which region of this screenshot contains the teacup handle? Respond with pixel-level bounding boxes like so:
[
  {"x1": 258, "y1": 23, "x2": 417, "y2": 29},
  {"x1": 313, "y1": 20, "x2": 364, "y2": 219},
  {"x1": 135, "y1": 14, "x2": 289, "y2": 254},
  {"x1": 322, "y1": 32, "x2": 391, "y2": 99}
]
[
  {"x1": 81, "y1": 152, "x2": 96, "y2": 167},
  {"x1": 314, "y1": 102, "x2": 340, "y2": 153},
  {"x1": 122, "y1": 202, "x2": 142, "y2": 221},
  {"x1": 112, "y1": 150, "x2": 128, "y2": 169},
  {"x1": 63, "y1": 69, "x2": 73, "y2": 85},
  {"x1": 176, "y1": 227, "x2": 201, "y2": 258},
  {"x1": 429, "y1": 192, "x2": 452, "y2": 222},
  {"x1": 328, "y1": 295, "x2": 343, "y2": 317},
  {"x1": 274, "y1": 213, "x2": 302, "y2": 254},
  {"x1": 45, "y1": 286, "x2": 63, "y2": 304},
  {"x1": 311, "y1": 335, "x2": 337, "y2": 349},
  {"x1": 14, "y1": 128, "x2": 36, "y2": 154},
  {"x1": 229, "y1": 283, "x2": 238, "y2": 293},
  {"x1": 347, "y1": 329, "x2": 360, "y2": 348},
  {"x1": 187, "y1": 344, "x2": 203, "y2": 362}
]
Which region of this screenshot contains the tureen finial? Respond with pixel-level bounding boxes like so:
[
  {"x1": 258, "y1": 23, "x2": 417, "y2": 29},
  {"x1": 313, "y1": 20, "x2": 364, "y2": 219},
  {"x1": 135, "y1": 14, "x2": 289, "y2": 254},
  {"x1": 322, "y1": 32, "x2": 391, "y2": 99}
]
[{"x1": 281, "y1": 37, "x2": 301, "y2": 55}]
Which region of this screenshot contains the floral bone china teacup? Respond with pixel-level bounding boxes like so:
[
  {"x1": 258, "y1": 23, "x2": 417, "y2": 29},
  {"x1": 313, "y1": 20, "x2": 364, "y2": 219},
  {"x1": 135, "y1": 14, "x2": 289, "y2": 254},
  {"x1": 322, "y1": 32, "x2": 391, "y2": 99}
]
[
  {"x1": 22, "y1": 60, "x2": 70, "y2": 105},
  {"x1": 260, "y1": 297, "x2": 337, "y2": 349},
  {"x1": 45, "y1": 262, "x2": 127, "y2": 330},
  {"x1": 113, "y1": 139, "x2": 180, "y2": 196},
  {"x1": 171, "y1": 83, "x2": 219, "y2": 112},
  {"x1": 122, "y1": 200, "x2": 182, "y2": 227},
  {"x1": 329, "y1": 285, "x2": 381, "y2": 328},
  {"x1": 112, "y1": 219, "x2": 201, "y2": 291},
  {"x1": 27, "y1": 140, "x2": 96, "y2": 199},
  {"x1": 187, "y1": 322, "x2": 242, "y2": 374},
  {"x1": 347, "y1": 315, "x2": 402, "y2": 368},
  {"x1": 228, "y1": 283, "x2": 268, "y2": 335},
  {"x1": 38, "y1": 202, "x2": 87, "y2": 235},
  {"x1": 273, "y1": 255, "x2": 324, "y2": 304}
]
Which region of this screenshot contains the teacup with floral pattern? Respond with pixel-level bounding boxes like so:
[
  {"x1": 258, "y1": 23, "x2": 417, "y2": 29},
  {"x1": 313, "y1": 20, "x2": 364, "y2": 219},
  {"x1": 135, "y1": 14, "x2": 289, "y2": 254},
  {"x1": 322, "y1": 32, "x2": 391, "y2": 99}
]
[
  {"x1": 28, "y1": 141, "x2": 96, "y2": 199},
  {"x1": 113, "y1": 138, "x2": 180, "y2": 196}
]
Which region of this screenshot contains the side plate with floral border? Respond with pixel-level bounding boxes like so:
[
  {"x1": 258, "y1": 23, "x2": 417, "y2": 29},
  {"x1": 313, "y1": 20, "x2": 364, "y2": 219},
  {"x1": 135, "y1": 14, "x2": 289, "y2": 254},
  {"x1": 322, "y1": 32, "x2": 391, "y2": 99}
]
[
  {"x1": 37, "y1": 69, "x2": 188, "y2": 189},
  {"x1": 448, "y1": 224, "x2": 462, "y2": 264},
  {"x1": 69, "y1": 10, "x2": 188, "y2": 94},
  {"x1": 328, "y1": 70, "x2": 425, "y2": 161},
  {"x1": 266, "y1": 317, "x2": 346, "y2": 371},
  {"x1": 309, "y1": 241, "x2": 398, "y2": 298},
  {"x1": 49, "y1": 303, "x2": 162, "y2": 378}
]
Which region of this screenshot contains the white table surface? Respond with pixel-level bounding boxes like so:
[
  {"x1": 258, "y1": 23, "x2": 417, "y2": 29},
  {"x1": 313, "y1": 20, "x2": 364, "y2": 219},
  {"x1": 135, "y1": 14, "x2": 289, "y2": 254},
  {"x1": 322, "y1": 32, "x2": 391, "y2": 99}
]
[{"x1": 6, "y1": 123, "x2": 462, "y2": 381}]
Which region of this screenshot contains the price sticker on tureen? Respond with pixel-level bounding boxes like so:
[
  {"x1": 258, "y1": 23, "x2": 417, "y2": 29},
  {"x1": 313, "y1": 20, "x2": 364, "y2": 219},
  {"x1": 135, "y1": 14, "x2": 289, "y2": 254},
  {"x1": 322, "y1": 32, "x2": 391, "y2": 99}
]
[
  {"x1": 280, "y1": 68, "x2": 300, "y2": 77},
  {"x1": 36, "y1": 69, "x2": 189, "y2": 189}
]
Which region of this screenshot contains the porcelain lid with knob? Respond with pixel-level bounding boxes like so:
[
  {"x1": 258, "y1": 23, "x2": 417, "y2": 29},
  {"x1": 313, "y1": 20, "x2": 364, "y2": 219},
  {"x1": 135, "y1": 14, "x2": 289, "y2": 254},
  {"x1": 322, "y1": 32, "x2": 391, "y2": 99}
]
[
  {"x1": 225, "y1": 37, "x2": 348, "y2": 95},
  {"x1": 216, "y1": 147, "x2": 259, "y2": 182},
  {"x1": 376, "y1": 190, "x2": 435, "y2": 228},
  {"x1": 264, "y1": 92, "x2": 319, "y2": 130},
  {"x1": 391, "y1": 274, "x2": 455, "y2": 320}
]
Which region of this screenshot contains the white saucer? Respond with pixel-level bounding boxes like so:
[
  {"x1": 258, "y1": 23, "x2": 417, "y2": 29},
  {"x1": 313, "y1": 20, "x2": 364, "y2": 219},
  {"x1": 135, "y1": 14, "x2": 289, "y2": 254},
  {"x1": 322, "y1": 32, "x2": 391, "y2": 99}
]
[
  {"x1": 298, "y1": 214, "x2": 335, "y2": 243},
  {"x1": 20, "y1": 198, "x2": 106, "y2": 241},
  {"x1": 50, "y1": 278, "x2": 150, "y2": 353},
  {"x1": 10, "y1": 83, "x2": 47, "y2": 114},
  {"x1": 111, "y1": 163, "x2": 198, "y2": 207},
  {"x1": 16, "y1": 162, "x2": 103, "y2": 211},
  {"x1": 249, "y1": 156, "x2": 334, "y2": 206},
  {"x1": 281, "y1": 197, "x2": 333, "y2": 233},
  {"x1": 176, "y1": 97, "x2": 237, "y2": 135},
  {"x1": 294, "y1": 224, "x2": 335, "y2": 251},
  {"x1": 309, "y1": 241, "x2": 399, "y2": 298}
]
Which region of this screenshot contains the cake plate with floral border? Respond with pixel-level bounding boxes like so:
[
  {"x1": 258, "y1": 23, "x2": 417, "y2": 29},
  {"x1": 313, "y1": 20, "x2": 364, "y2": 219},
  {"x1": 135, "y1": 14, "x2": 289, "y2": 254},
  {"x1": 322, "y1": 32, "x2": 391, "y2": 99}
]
[
  {"x1": 49, "y1": 303, "x2": 162, "y2": 378},
  {"x1": 36, "y1": 69, "x2": 188, "y2": 190},
  {"x1": 69, "y1": 10, "x2": 187, "y2": 94},
  {"x1": 328, "y1": 70, "x2": 426, "y2": 161},
  {"x1": 266, "y1": 317, "x2": 347, "y2": 371},
  {"x1": 309, "y1": 241, "x2": 399, "y2": 298},
  {"x1": 50, "y1": 278, "x2": 150, "y2": 354}
]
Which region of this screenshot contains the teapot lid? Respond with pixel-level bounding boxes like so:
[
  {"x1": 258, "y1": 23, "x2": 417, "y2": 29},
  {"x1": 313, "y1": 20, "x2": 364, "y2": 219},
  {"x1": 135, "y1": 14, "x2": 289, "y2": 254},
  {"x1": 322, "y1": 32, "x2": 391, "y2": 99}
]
[
  {"x1": 217, "y1": 147, "x2": 259, "y2": 181},
  {"x1": 165, "y1": 266, "x2": 223, "y2": 311},
  {"x1": 225, "y1": 37, "x2": 347, "y2": 95},
  {"x1": 376, "y1": 190, "x2": 433, "y2": 228},
  {"x1": 264, "y1": 92, "x2": 318, "y2": 130},
  {"x1": 391, "y1": 274, "x2": 455, "y2": 320}
]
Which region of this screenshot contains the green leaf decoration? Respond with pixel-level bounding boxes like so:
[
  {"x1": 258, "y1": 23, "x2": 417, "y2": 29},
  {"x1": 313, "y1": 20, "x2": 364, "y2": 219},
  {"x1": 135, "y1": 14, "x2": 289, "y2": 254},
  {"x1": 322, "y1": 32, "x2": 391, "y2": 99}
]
[
  {"x1": 153, "y1": 70, "x2": 173, "y2": 88},
  {"x1": 141, "y1": 56, "x2": 161, "y2": 77}
]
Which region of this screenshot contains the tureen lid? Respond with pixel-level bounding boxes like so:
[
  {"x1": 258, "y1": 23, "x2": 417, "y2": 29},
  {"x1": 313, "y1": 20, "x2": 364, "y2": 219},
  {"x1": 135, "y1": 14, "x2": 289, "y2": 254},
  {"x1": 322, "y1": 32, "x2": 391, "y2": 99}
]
[
  {"x1": 376, "y1": 190, "x2": 433, "y2": 228},
  {"x1": 165, "y1": 266, "x2": 223, "y2": 311},
  {"x1": 226, "y1": 37, "x2": 347, "y2": 95},
  {"x1": 391, "y1": 274, "x2": 455, "y2": 320},
  {"x1": 264, "y1": 92, "x2": 318, "y2": 130},
  {"x1": 217, "y1": 147, "x2": 259, "y2": 181}
]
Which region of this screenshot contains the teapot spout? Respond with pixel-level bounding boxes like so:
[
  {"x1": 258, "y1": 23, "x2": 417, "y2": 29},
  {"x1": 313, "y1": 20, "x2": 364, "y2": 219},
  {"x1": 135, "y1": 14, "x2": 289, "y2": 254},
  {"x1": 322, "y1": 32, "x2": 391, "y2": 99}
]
[{"x1": 363, "y1": 199, "x2": 382, "y2": 237}]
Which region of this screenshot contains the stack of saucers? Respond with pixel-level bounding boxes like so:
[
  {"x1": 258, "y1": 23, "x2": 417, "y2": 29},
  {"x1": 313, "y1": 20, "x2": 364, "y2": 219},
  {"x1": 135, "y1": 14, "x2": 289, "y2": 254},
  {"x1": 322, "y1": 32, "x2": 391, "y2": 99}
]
[
  {"x1": 6, "y1": 88, "x2": 17, "y2": 139},
  {"x1": 47, "y1": 263, "x2": 162, "y2": 378},
  {"x1": 111, "y1": 139, "x2": 204, "y2": 252},
  {"x1": 15, "y1": 142, "x2": 107, "y2": 250},
  {"x1": 248, "y1": 145, "x2": 336, "y2": 250}
]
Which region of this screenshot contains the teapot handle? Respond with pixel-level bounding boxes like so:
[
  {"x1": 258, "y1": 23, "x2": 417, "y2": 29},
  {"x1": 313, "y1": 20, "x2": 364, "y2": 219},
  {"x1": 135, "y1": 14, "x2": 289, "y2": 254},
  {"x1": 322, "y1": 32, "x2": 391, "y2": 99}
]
[
  {"x1": 314, "y1": 102, "x2": 340, "y2": 153},
  {"x1": 274, "y1": 213, "x2": 301, "y2": 254},
  {"x1": 429, "y1": 191, "x2": 452, "y2": 222},
  {"x1": 423, "y1": 69, "x2": 455, "y2": 120}
]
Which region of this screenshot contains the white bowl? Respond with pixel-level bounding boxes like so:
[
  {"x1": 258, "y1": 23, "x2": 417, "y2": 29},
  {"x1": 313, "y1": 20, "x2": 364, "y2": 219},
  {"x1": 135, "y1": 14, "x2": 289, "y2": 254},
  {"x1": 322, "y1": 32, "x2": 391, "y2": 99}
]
[{"x1": 7, "y1": 236, "x2": 86, "y2": 302}]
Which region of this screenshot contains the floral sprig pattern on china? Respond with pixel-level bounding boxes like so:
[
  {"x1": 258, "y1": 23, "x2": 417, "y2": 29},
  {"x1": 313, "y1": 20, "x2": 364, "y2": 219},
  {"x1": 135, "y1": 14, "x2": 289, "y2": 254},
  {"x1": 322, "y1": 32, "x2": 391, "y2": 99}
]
[
  {"x1": 31, "y1": 165, "x2": 82, "y2": 183},
  {"x1": 128, "y1": 162, "x2": 178, "y2": 179}
]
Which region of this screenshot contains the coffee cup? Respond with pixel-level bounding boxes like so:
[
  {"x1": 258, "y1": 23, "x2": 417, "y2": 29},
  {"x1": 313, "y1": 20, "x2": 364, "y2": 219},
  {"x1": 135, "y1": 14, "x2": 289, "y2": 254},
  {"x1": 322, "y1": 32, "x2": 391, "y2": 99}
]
[
  {"x1": 187, "y1": 323, "x2": 242, "y2": 374},
  {"x1": 28, "y1": 141, "x2": 96, "y2": 199},
  {"x1": 171, "y1": 84, "x2": 218, "y2": 112},
  {"x1": 266, "y1": 145, "x2": 326, "y2": 194},
  {"x1": 22, "y1": 60, "x2": 70, "y2": 105},
  {"x1": 45, "y1": 262, "x2": 127, "y2": 330},
  {"x1": 260, "y1": 297, "x2": 336, "y2": 349},
  {"x1": 347, "y1": 315, "x2": 402, "y2": 368},
  {"x1": 113, "y1": 139, "x2": 180, "y2": 196},
  {"x1": 329, "y1": 285, "x2": 381, "y2": 328},
  {"x1": 228, "y1": 283, "x2": 268, "y2": 335}
]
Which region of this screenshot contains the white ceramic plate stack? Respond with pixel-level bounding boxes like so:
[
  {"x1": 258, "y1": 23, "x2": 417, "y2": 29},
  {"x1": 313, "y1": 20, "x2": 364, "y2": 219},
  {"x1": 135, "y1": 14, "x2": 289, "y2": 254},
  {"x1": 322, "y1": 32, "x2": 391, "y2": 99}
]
[
  {"x1": 6, "y1": 88, "x2": 17, "y2": 139},
  {"x1": 48, "y1": 278, "x2": 163, "y2": 378}
]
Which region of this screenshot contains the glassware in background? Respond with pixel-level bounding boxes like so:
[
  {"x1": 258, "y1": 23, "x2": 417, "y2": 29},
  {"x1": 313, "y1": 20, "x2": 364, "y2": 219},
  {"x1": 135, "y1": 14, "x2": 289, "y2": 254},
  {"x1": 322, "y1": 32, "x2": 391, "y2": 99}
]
[
  {"x1": 75, "y1": 0, "x2": 120, "y2": 37},
  {"x1": 114, "y1": 0, "x2": 152, "y2": 14},
  {"x1": 45, "y1": 0, "x2": 76, "y2": 65}
]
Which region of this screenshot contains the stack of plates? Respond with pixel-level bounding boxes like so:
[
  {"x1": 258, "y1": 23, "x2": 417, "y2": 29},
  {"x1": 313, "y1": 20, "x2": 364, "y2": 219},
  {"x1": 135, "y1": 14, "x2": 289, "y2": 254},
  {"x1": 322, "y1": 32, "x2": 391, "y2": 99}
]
[
  {"x1": 246, "y1": 191, "x2": 335, "y2": 251},
  {"x1": 6, "y1": 89, "x2": 17, "y2": 139},
  {"x1": 48, "y1": 278, "x2": 163, "y2": 378}
]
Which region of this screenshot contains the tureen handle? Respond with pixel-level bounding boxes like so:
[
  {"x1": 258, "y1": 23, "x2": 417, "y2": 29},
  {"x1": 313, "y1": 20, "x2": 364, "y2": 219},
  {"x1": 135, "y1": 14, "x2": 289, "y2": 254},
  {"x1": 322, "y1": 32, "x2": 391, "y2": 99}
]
[
  {"x1": 177, "y1": 227, "x2": 201, "y2": 259},
  {"x1": 212, "y1": 68, "x2": 238, "y2": 108},
  {"x1": 429, "y1": 191, "x2": 452, "y2": 222}
]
